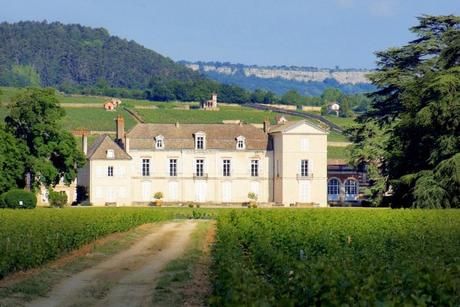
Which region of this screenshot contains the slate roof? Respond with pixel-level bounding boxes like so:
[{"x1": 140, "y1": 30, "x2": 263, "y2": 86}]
[
  {"x1": 87, "y1": 135, "x2": 132, "y2": 160},
  {"x1": 127, "y1": 123, "x2": 270, "y2": 151}
]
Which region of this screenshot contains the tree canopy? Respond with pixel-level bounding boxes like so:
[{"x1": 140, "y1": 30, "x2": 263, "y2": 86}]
[
  {"x1": 5, "y1": 88, "x2": 86, "y2": 190},
  {"x1": 349, "y1": 15, "x2": 460, "y2": 208}
]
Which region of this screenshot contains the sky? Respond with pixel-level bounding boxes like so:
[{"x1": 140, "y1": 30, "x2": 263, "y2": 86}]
[{"x1": 0, "y1": 0, "x2": 458, "y2": 69}]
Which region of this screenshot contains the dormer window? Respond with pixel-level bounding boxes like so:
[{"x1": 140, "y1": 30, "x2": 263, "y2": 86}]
[
  {"x1": 106, "y1": 149, "x2": 115, "y2": 159},
  {"x1": 155, "y1": 135, "x2": 164, "y2": 149},
  {"x1": 236, "y1": 136, "x2": 246, "y2": 150},
  {"x1": 195, "y1": 132, "x2": 206, "y2": 150}
]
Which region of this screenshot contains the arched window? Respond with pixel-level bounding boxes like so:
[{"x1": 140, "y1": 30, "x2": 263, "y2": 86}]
[
  {"x1": 344, "y1": 179, "x2": 359, "y2": 200},
  {"x1": 328, "y1": 178, "x2": 340, "y2": 198}
]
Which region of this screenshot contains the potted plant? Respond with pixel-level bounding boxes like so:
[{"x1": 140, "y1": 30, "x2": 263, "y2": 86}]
[
  {"x1": 153, "y1": 192, "x2": 163, "y2": 207},
  {"x1": 247, "y1": 192, "x2": 258, "y2": 208}
]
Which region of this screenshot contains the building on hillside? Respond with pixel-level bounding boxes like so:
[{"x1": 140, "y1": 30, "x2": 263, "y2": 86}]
[
  {"x1": 327, "y1": 159, "x2": 369, "y2": 203},
  {"x1": 200, "y1": 93, "x2": 218, "y2": 110},
  {"x1": 77, "y1": 116, "x2": 328, "y2": 206},
  {"x1": 327, "y1": 102, "x2": 340, "y2": 116},
  {"x1": 103, "y1": 98, "x2": 122, "y2": 111}
]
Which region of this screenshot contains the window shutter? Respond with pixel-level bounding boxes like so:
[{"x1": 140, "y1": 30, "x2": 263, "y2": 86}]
[
  {"x1": 96, "y1": 166, "x2": 103, "y2": 177},
  {"x1": 248, "y1": 160, "x2": 252, "y2": 176},
  {"x1": 259, "y1": 160, "x2": 263, "y2": 176},
  {"x1": 165, "y1": 159, "x2": 170, "y2": 176},
  {"x1": 178, "y1": 158, "x2": 182, "y2": 176},
  {"x1": 301, "y1": 138, "x2": 309, "y2": 152},
  {"x1": 219, "y1": 159, "x2": 223, "y2": 177},
  {"x1": 309, "y1": 160, "x2": 313, "y2": 176}
]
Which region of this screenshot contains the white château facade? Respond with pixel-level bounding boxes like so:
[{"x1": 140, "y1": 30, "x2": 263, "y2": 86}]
[{"x1": 78, "y1": 116, "x2": 328, "y2": 206}]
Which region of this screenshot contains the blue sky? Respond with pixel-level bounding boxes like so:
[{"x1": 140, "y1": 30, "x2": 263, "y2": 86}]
[{"x1": 0, "y1": 0, "x2": 458, "y2": 68}]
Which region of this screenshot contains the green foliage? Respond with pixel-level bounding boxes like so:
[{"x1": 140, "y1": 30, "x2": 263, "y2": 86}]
[
  {"x1": 0, "y1": 125, "x2": 28, "y2": 194},
  {"x1": 48, "y1": 189, "x2": 68, "y2": 208},
  {"x1": 0, "y1": 189, "x2": 36, "y2": 209},
  {"x1": 154, "y1": 192, "x2": 163, "y2": 200},
  {"x1": 0, "y1": 208, "x2": 219, "y2": 277},
  {"x1": 211, "y1": 209, "x2": 460, "y2": 306},
  {"x1": 247, "y1": 192, "x2": 257, "y2": 201},
  {"x1": 0, "y1": 65, "x2": 40, "y2": 87},
  {"x1": 350, "y1": 15, "x2": 460, "y2": 207},
  {"x1": 5, "y1": 88, "x2": 86, "y2": 189}
]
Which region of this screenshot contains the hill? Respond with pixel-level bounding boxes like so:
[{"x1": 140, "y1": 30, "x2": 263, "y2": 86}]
[
  {"x1": 181, "y1": 61, "x2": 375, "y2": 96},
  {"x1": 0, "y1": 21, "x2": 203, "y2": 89}
]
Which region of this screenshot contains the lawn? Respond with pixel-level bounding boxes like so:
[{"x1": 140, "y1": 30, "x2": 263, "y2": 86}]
[
  {"x1": 136, "y1": 105, "x2": 301, "y2": 124},
  {"x1": 327, "y1": 146, "x2": 349, "y2": 160},
  {"x1": 328, "y1": 130, "x2": 349, "y2": 142},
  {"x1": 324, "y1": 115, "x2": 357, "y2": 129},
  {"x1": 61, "y1": 108, "x2": 137, "y2": 131}
]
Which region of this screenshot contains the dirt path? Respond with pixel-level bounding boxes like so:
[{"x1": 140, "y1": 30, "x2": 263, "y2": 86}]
[{"x1": 28, "y1": 221, "x2": 198, "y2": 307}]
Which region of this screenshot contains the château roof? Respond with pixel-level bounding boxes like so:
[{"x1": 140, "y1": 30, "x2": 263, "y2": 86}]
[
  {"x1": 87, "y1": 135, "x2": 132, "y2": 160},
  {"x1": 127, "y1": 123, "x2": 270, "y2": 150}
]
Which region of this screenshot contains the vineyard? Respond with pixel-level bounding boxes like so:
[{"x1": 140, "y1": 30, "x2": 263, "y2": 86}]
[
  {"x1": 1, "y1": 208, "x2": 459, "y2": 305},
  {"x1": 211, "y1": 209, "x2": 460, "y2": 306},
  {"x1": 0, "y1": 207, "x2": 215, "y2": 278}
]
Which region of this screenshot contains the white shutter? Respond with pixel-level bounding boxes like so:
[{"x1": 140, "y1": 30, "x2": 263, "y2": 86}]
[
  {"x1": 95, "y1": 187, "x2": 103, "y2": 198},
  {"x1": 309, "y1": 160, "x2": 313, "y2": 177},
  {"x1": 259, "y1": 160, "x2": 263, "y2": 176},
  {"x1": 301, "y1": 138, "x2": 310, "y2": 152},
  {"x1": 250, "y1": 181, "x2": 260, "y2": 196},
  {"x1": 119, "y1": 187, "x2": 127, "y2": 198},
  {"x1": 96, "y1": 166, "x2": 103, "y2": 178},
  {"x1": 219, "y1": 159, "x2": 223, "y2": 177},
  {"x1": 169, "y1": 181, "x2": 178, "y2": 201},
  {"x1": 165, "y1": 159, "x2": 170, "y2": 176},
  {"x1": 222, "y1": 181, "x2": 231, "y2": 202}
]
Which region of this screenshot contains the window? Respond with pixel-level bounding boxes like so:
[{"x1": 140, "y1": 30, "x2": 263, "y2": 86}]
[
  {"x1": 142, "y1": 159, "x2": 150, "y2": 176},
  {"x1": 328, "y1": 179, "x2": 340, "y2": 195},
  {"x1": 195, "y1": 159, "x2": 204, "y2": 177},
  {"x1": 300, "y1": 138, "x2": 309, "y2": 151},
  {"x1": 223, "y1": 159, "x2": 231, "y2": 177},
  {"x1": 345, "y1": 179, "x2": 358, "y2": 195},
  {"x1": 155, "y1": 135, "x2": 164, "y2": 149},
  {"x1": 169, "y1": 159, "x2": 177, "y2": 177},
  {"x1": 300, "y1": 160, "x2": 309, "y2": 177},
  {"x1": 107, "y1": 166, "x2": 114, "y2": 177},
  {"x1": 236, "y1": 136, "x2": 246, "y2": 150},
  {"x1": 251, "y1": 160, "x2": 259, "y2": 177},
  {"x1": 196, "y1": 136, "x2": 204, "y2": 149},
  {"x1": 106, "y1": 149, "x2": 114, "y2": 159}
]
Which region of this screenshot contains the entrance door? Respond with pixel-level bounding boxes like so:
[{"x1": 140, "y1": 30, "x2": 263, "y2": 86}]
[
  {"x1": 106, "y1": 187, "x2": 116, "y2": 202},
  {"x1": 142, "y1": 181, "x2": 151, "y2": 202},
  {"x1": 299, "y1": 181, "x2": 311, "y2": 203},
  {"x1": 168, "y1": 181, "x2": 179, "y2": 201},
  {"x1": 222, "y1": 181, "x2": 232, "y2": 203},
  {"x1": 195, "y1": 181, "x2": 207, "y2": 202}
]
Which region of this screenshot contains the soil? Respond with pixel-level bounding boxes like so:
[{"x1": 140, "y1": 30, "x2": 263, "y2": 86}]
[{"x1": 26, "y1": 221, "x2": 198, "y2": 307}]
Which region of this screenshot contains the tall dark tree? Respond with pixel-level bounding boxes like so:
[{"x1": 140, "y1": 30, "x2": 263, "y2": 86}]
[
  {"x1": 5, "y1": 88, "x2": 86, "y2": 189},
  {"x1": 349, "y1": 15, "x2": 460, "y2": 208}
]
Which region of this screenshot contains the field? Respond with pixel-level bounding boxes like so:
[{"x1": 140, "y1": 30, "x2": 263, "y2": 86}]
[
  {"x1": 212, "y1": 209, "x2": 460, "y2": 305},
  {"x1": 61, "y1": 108, "x2": 137, "y2": 131},
  {"x1": 136, "y1": 105, "x2": 300, "y2": 124},
  {"x1": 1, "y1": 208, "x2": 459, "y2": 306}
]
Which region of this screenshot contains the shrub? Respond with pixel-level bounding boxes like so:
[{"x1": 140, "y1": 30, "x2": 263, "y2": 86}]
[
  {"x1": 248, "y1": 192, "x2": 258, "y2": 201},
  {"x1": 154, "y1": 192, "x2": 163, "y2": 200},
  {"x1": 0, "y1": 189, "x2": 36, "y2": 209},
  {"x1": 48, "y1": 190, "x2": 68, "y2": 208}
]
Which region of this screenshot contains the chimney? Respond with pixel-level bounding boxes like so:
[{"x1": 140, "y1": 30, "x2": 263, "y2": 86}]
[
  {"x1": 116, "y1": 115, "x2": 125, "y2": 141},
  {"x1": 263, "y1": 120, "x2": 270, "y2": 133},
  {"x1": 82, "y1": 133, "x2": 88, "y2": 155}
]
